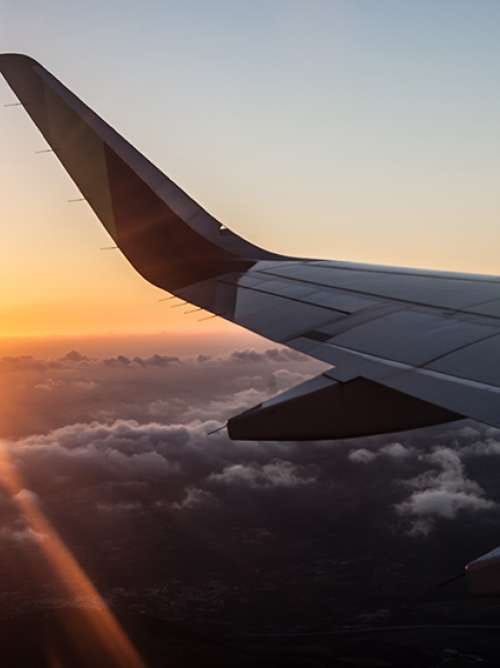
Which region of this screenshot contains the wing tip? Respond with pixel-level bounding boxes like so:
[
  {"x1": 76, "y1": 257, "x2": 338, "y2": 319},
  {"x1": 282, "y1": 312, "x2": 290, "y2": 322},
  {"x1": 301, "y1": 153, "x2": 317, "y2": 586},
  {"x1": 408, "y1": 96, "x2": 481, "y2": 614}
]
[{"x1": 0, "y1": 52, "x2": 39, "y2": 70}]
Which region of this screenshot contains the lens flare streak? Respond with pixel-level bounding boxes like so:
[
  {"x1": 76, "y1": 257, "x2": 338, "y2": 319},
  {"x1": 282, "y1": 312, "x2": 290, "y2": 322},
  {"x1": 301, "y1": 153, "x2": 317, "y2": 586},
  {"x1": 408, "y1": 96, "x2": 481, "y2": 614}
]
[{"x1": 0, "y1": 441, "x2": 147, "y2": 668}]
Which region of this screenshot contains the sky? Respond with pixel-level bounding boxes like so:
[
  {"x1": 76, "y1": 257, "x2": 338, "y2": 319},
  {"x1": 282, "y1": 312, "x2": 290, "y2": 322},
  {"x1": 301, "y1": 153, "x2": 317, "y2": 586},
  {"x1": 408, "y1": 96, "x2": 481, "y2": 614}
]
[
  {"x1": 3, "y1": 7, "x2": 500, "y2": 663},
  {"x1": 1, "y1": 1, "x2": 500, "y2": 337}
]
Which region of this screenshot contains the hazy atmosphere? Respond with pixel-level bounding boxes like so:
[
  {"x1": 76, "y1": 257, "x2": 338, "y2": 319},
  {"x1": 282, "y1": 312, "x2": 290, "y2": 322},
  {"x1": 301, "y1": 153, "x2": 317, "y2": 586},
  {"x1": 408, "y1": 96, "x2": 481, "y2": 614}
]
[
  {"x1": 2, "y1": 2, "x2": 500, "y2": 666},
  {"x1": 0, "y1": 337, "x2": 499, "y2": 664},
  {"x1": 3, "y1": 1, "x2": 500, "y2": 336}
]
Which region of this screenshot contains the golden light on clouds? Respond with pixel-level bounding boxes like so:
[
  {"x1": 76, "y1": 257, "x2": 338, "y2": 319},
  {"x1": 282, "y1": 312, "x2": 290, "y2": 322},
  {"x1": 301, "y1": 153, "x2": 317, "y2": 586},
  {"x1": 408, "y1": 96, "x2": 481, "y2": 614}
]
[{"x1": 0, "y1": 442, "x2": 147, "y2": 668}]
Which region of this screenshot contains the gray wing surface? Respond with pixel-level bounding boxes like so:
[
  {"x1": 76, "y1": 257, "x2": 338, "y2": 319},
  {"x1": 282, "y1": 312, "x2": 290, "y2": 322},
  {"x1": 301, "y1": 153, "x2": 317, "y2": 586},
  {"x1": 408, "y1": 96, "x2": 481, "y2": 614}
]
[{"x1": 3, "y1": 53, "x2": 500, "y2": 441}]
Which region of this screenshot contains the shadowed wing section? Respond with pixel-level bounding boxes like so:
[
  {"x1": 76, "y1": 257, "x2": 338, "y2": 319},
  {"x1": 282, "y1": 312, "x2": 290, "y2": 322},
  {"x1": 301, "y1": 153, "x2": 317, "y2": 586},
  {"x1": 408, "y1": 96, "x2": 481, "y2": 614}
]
[
  {"x1": 0, "y1": 53, "x2": 278, "y2": 290},
  {"x1": 6, "y1": 53, "x2": 500, "y2": 440}
]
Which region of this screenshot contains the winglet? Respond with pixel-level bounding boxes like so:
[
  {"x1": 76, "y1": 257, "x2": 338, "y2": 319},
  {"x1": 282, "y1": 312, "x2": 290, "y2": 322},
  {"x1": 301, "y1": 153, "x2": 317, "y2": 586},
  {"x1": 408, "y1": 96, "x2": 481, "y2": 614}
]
[{"x1": 0, "y1": 53, "x2": 281, "y2": 291}]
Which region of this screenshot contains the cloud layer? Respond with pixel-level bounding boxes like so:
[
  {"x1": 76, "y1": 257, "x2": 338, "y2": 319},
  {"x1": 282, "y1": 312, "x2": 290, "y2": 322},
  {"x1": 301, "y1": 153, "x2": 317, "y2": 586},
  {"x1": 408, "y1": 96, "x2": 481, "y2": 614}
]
[{"x1": 0, "y1": 343, "x2": 500, "y2": 628}]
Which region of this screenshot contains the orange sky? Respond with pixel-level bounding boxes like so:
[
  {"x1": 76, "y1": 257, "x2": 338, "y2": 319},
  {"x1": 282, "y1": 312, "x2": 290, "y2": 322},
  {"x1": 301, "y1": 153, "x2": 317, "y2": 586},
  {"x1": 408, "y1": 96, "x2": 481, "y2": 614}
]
[
  {"x1": 3, "y1": 4, "x2": 500, "y2": 339},
  {"x1": 0, "y1": 162, "x2": 233, "y2": 338},
  {"x1": 2, "y1": 112, "x2": 500, "y2": 340}
]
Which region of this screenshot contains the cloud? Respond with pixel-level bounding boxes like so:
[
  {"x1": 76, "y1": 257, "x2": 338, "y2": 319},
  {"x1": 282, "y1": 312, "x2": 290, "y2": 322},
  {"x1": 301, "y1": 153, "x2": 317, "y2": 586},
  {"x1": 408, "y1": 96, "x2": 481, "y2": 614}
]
[
  {"x1": 380, "y1": 443, "x2": 413, "y2": 459},
  {"x1": 71, "y1": 380, "x2": 97, "y2": 392},
  {"x1": 271, "y1": 368, "x2": 308, "y2": 391},
  {"x1": 0, "y1": 526, "x2": 44, "y2": 545},
  {"x1": 14, "y1": 489, "x2": 39, "y2": 505},
  {"x1": 0, "y1": 345, "x2": 322, "y2": 440},
  {"x1": 406, "y1": 518, "x2": 434, "y2": 538},
  {"x1": 1, "y1": 341, "x2": 499, "y2": 570},
  {"x1": 34, "y1": 379, "x2": 58, "y2": 392},
  {"x1": 102, "y1": 354, "x2": 180, "y2": 368},
  {"x1": 10, "y1": 420, "x2": 186, "y2": 489},
  {"x1": 456, "y1": 425, "x2": 482, "y2": 440},
  {"x1": 61, "y1": 350, "x2": 89, "y2": 363},
  {"x1": 460, "y1": 438, "x2": 500, "y2": 457},
  {"x1": 209, "y1": 460, "x2": 315, "y2": 488},
  {"x1": 173, "y1": 387, "x2": 268, "y2": 423},
  {"x1": 348, "y1": 448, "x2": 376, "y2": 464},
  {"x1": 396, "y1": 447, "x2": 496, "y2": 532},
  {"x1": 229, "y1": 348, "x2": 308, "y2": 364},
  {"x1": 398, "y1": 489, "x2": 494, "y2": 520},
  {"x1": 171, "y1": 487, "x2": 215, "y2": 511},
  {"x1": 97, "y1": 501, "x2": 143, "y2": 513},
  {"x1": 346, "y1": 440, "x2": 497, "y2": 536},
  {"x1": 408, "y1": 448, "x2": 484, "y2": 495},
  {"x1": 132, "y1": 354, "x2": 180, "y2": 368},
  {"x1": 2, "y1": 340, "x2": 500, "y2": 628},
  {"x1": 0, "y1": 356, "x2": 56, "y2": 371},
  {"x1": 348, "y1": 442, "x2": 413, "y2": 464},
  {"x1": 34, "y1": 379, "x2": 97, "y2": 393},
  {"x1": 103, "y1": 355, "x2": 132, "y2": 367}
]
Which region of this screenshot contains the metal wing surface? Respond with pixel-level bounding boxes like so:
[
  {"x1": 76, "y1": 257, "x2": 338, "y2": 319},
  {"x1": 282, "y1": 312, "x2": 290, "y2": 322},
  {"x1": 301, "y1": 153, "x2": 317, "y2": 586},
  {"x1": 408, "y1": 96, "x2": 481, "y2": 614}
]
[{"x1": 2, "y1": 53, "x2": 500, "y2": 440}]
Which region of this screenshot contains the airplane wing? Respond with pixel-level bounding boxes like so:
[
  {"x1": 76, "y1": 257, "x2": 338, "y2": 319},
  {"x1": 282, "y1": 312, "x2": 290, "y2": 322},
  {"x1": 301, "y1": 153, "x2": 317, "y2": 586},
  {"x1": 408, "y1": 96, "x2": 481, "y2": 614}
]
[{"x1": 3, "y1": 53, "x2": 500, "y2": 441}]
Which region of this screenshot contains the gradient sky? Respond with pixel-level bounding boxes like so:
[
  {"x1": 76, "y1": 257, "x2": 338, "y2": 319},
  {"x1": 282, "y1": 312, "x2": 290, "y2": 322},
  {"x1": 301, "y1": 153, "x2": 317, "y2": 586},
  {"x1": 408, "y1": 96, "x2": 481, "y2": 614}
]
[{"x1": 1, "y1": 1, "x2": 500, "y2": 337}]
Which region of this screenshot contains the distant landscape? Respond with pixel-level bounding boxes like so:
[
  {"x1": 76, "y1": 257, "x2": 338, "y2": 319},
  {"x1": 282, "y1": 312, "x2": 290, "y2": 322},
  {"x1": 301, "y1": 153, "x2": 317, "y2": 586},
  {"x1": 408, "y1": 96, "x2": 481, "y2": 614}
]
[{"x1": 0, "y1": 334, "x2": 499, "y2": 665}]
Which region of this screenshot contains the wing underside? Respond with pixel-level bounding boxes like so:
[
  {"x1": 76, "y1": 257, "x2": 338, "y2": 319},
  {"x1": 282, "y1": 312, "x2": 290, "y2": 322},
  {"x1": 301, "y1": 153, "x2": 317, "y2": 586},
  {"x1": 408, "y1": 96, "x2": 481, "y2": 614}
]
[{"x1": 3, "y1": 53, "x2": 500, "y2": 441}]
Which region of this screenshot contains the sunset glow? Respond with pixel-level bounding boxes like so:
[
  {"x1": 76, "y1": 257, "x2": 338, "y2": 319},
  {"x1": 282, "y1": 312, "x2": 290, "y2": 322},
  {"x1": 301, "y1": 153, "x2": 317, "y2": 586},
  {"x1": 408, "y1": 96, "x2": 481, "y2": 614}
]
[
  {"x1": 3, "y1": 3, "x2": 500, "y2": 338},
  {"x1": 4, "y1": 4, "x2": 500, "y2": 667}
]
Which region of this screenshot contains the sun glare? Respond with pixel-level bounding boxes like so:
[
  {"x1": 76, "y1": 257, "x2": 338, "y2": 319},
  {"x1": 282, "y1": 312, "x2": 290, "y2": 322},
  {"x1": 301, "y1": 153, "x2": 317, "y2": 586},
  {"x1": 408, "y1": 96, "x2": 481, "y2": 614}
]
[{"x1": 0, "y1": 442, "x2": 147, "y2": 668}]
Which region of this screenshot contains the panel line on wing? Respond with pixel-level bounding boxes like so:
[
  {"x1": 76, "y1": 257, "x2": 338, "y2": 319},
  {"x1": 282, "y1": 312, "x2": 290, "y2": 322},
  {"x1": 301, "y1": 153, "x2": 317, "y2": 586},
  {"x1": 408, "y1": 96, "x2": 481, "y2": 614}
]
[
  {"x1": 420, "y1": 330, "x2": 500, "y2": 369},
  {"x1": 216, "y1": 278, "x2": 351, "y2": 315},
  {"x1": 321, "y1": 340, "x2": 500, "y2": 395},
  {"x1": 255, "y1": 268, "x2": 454, "y2": 311},
  {"x1": 314, "y1": 318, "x2": 500, "y2": 375},
  {"x1": 311, "y1": 259, "x2": 500, "y2": 285},
  {"x1": 256, "y1": 267, "x2": 500, "y2": 320}
]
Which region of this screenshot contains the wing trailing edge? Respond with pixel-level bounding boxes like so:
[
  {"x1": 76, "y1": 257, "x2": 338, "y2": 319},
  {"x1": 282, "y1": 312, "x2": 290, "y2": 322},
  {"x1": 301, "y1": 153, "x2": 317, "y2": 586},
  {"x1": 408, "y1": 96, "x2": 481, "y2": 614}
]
[{"x1": 227, "y1": 371, "x2": 461, "y2": 441}]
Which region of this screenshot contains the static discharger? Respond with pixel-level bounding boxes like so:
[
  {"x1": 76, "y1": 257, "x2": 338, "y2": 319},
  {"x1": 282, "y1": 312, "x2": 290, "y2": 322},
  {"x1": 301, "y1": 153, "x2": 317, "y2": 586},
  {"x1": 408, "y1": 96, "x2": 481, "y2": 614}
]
[
  {"x1": 198, "y1": 313, "x2": 222, "y2": 322},
  {"x1": 100, "y1": 246, "x2": 118, "y2": 250},
  {"x1": 184, "y1": 307, "x2": 203, "y2": 314},
  {"x1": 207, "y1": 423, "x2": 227, "y2": 436},
  {"x1": 436, "y1": 572, "x2": 466, "y2": 589},
  {"x1": 171, "y1": 301, "x2": 187, "y2": 308},
  {"x1": 158, "y1": 295, "x2": 176, "y2": 302},
  {"x1": 67, "y1": 197, "x2": 86, "y2": 203},
  {"x1": 465, "y1": 545, "x2": 500, "y2": 595},
  {"x1": 3, "y1": 101, "x2": 21, "y2": 107},
  {"x1": 35, "y1": 148, "x2": 54, "y2": 153}
]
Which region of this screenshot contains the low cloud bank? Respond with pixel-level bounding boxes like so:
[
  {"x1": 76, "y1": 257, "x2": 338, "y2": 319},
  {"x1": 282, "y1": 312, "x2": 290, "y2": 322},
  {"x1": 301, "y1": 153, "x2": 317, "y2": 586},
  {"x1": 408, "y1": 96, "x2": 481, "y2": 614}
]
[{"x1": 0, "y1": 345, "x2": 498, "y2": 562}]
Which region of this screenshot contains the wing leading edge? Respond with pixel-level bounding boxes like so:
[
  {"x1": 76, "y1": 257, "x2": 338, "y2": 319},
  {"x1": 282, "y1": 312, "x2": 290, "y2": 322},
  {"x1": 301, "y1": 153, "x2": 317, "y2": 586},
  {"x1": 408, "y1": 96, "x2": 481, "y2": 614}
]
[
  {"x1": 4, "y1": 53, "x2": 500, "y2": 440},
  {"x1": 0, "y1": 53, "x2": 281, "y2": 290}
]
